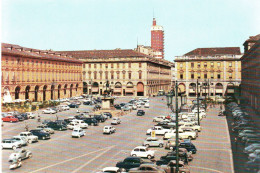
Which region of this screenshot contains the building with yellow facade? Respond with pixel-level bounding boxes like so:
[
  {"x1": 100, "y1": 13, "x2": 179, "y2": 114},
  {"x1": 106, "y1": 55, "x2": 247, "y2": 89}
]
[
  {"x1": 60, "y1": 49, "x2": 172, "y2": 97},
  {"x1": 174, "y1": 47, "x2": 242, "y2": 97},
  {"x1": 1, "y1": 43, "x2": 83, "y2": 103}
]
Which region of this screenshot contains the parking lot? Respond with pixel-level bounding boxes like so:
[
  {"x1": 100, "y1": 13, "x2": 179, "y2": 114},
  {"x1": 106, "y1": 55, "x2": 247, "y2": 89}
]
[{"x1": 2, "y1": 96, "x2": 233, "y2": 172}]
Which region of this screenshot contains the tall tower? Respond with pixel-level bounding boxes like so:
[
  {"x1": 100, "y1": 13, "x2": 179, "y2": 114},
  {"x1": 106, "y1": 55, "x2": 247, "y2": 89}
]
[{"x1": 151, "y1": 18, "x2": 164, "y2": 58}]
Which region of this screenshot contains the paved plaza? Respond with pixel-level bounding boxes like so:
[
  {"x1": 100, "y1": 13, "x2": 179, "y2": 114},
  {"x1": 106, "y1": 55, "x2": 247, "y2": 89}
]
[{"x1": 2, "y1": 97, "x2": 233, "y2": 173}]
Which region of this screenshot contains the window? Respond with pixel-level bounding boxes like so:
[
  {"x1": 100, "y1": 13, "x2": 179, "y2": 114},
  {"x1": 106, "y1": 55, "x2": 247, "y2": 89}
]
[
  {"x1": 204, "y1": 62, "x2": 207, "y2": 68},
  {"x1": 139, "y1": 71, "x2": 142, "y2": 79},
  {"x1": 105, "y1": 64, "x2": 108, "y2": 68},
  {"x1": 211, "y1": 62, "x2": 214, "y2": 67},
  {"x1": 191, "y1": 63, "x2": 194, "y2": 68},
  {"x1": 117, "y1": 63, "x2": 119, "y2": 68},
  {"x1": 88, "y1": 72, "x2": 91, "y2": 79},
  {"x1": 83, "y1": 64, "x2": 85, "y2": 68},
  {"x1": 197, "y1": 63, "x2": 200, "y2": 68},
  {"x1": 180, "y1": 63, "x2": 183, "y2": 68},
  {"x1": 139, "y1": 63, "x2": 142, "y2": 68},
  {"x1": 105, "y1": 72, "x2": 108, "y2": 79},
  {"x1": 198, "y1": 73, "x2": 201, "y2": 79},
  {"x1": 89, "y1": 64, "x2": 91, "y2": 68},
  {"x1": 204, "y1": 73, "x2": 207, "y2": 79},
  {"x1": 217, "y1": 62, "x2": 220, "y2": 67},
  {"x1": 217, "y1": 73, "x2": 221, "y2": 79},
  {"x1": 128, "y1": 72, "x2": 131, "y2": 79},
  {"x1": 229, "y1": 62, "x2": 232, "y2": 67},
  {"x1": 111, "y1": 72, "x2": 114, "y2": 79},
  {"x1": 191, "y1": 74, "x2": 194, "y2": 79},
  {"x1": 211, "y1": 73, "x2": 214, "y2": 79},
  {"x1": 128, "y1": 63, "x2": 131, "y2": 68},
  {"x1": 180, "y1": 74, "x2": 183, "y2": 79},
  {"x1": 229, "y1": 72, "x2": 232, "y2": 79},
  {"x1": 111, "y1": 63, "x2": 114, "y2": 68},
  {"x1": 94, "y1": 64, "x2": 97, "y2": 68},
  {"x1": 117, "y1": 71, "x2": 120, "y2": 79},
  {"x1": 123, "y1": 71, "x2": 126, "y2": 79},
  {"x1": 123, "y1": 63, "x2": 125, "y2": 68}
]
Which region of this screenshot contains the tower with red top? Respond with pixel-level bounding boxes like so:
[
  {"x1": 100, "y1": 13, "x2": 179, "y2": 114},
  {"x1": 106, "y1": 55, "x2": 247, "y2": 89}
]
[{"x1": 151, "y1": 18, "x2": 164, "y2": 59}]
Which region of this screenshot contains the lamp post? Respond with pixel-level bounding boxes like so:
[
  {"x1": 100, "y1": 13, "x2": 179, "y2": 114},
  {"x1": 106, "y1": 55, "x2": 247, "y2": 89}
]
[
  {"x1": 166, "y1": 80, "x2": 179, "y2": 173},
  {"x1": 196, "y1": 79, "x2": 200, "y2": 126}
]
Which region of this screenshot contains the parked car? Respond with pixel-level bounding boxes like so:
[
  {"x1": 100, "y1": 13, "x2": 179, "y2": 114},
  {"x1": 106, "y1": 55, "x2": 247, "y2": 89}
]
[
  {"x1": 36, "y1": 125, "x2": 55, "y2": 134},
  {"x1": 72, "y1": 128, "x2": 86, "y2": 138},
  {"x1": 146, "y1": 126, "x2": 171, "y2": 135},
  {"x1": 248, "y1": 149, "x2": 260, "y2": 161},
  {"x1": 131, "y1": 146, "x2": 154, "y2": 159},
  {"x1": 143, "y1": 137, "x2": 164, "y2": 148},
  {"x1": 137, "y1": 110, "x2": 145, "y2": 116},
  {"x1": 114, "y1": 104, "x2": 122, "y2": 110},
  {"x1": 83, "y1": 118, "x2": 99, "y2": 126},
  {"x1": 71, "y1": 120, "x2": 88, "y2": 129},
  {"x1": 103, "y1": 112, "x2": 112, "y2": 118},
  {"x1": 12, "y1": 136, "x2": 28, "y2": 146},
  {"x1": 103, "y1": 126, "x2": 116, "y2": 134},
  {"x1": 9, "y1": 149, "x2": 32, "y2": 162},
  {"x1": 47, "y1": 122, "x2": 67, "y2": 131},
  {"x1": 245, "y1": 157, "x2": 260, "y2": 172},
  {"x1": 2, "y1": 116, "x2": 19, "y2": 123},
  {"x1": 29, "y1": 129, "x2": 50, "y2": 140},
  {"x1": 13, "y1": 115, "x2": 25, "y2": 121},
  {"x1": 160, "y1": 160, "x2": 190, "y2": 173},
  {"x1": 129, "y1": 164, "x2": 165, "y2": 173},
  {"x1": 111, "y1": 117, "x2": 121, "y2": 125},
  {"x1": 164, "y1": 129, "x2": 197, "y2": 140},
  {"x1": 94, "y1": 114, "x2": 106, "y2": 122},
  {"x1": 42, "y1": 108, "x2": 56, "y2": 114},
  {"x1": 68, "y1": 104, "x2": 79, "y2": 108},
  {"x1": 153, "y1": 116, "x2": 167, "y2": 122},
  {"x1": 244, "y1": 144, "x2": 260, "y2": 154},
  {"x1": 26, "y1": 112, "x2": 36, "y2": 119},
  {"x1": 121, "y1": 106, "x2": 131, "y2": 111},
  {"x1": 18, "y1": 132, "x2": 38, "y2": 143},
  {"x1": 1, "y1": 139, "x2": 21, "y2": 150},
  {"x1": 132, "y1": 105, "x2": 137, "y2": 110},
  {"x1": 116, "y1": 157, "x2": 150, "y2": 172},
  {"x1": 144, "y1": 103, "x2": 150, "y2": 108},
  {"x1": 99, "y1": 167, "x2": 122, "y2": 173}
]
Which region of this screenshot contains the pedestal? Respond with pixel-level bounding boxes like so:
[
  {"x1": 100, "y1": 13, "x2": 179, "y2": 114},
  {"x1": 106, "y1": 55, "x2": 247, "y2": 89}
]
[{"x1": 101, "y1": 97, "x2": 114, "y2": 110}]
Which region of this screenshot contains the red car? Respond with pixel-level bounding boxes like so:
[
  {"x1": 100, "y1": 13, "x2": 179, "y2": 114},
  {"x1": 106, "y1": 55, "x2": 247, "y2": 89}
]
[{"x1": 2, "y1": 116, "x2": 19, "y2": 122}]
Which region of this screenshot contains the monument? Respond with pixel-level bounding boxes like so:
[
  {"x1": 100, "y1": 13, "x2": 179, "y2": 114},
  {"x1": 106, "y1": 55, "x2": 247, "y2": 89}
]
[{"x1": 101, "y1": 80, "x2": 114, "y2": 110}]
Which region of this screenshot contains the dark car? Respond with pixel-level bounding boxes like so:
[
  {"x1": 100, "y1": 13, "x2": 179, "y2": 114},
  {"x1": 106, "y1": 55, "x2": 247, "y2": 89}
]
[
  {"x1": 170, "y1": 141, "x2": 197, "y2": 154},
  {"x1": 83, "y1": 118, "x2": 99, "y2": 126},
  {"x1": 137, "y1": 110, "x2": 145, "y2": 116},
  {"x1": 156, "y1": 122, "x2": 169, "y2": 126},
  {"x1": 94, "y1": 105, "x2": 101, "y2": 109},
  {"x1": 103, "y1": 112, "x2": 112, "y2": 118},
  {"x1": 83, "y1": 101, "x2": 93, "y2": 105},
  {"x1": 47, "y1": 122, "x2": 67, "y2": 131},
  {"x1": 114, "y1": 104, "x2": 122, "y2": 110},
  {"x1": 94, "y1": 115, "x2": 105, "y2": 122},
  {"x1": 245, "y1": 158, "x2": 260, "y2": 172},
  {"x1": 74, "y1": 115, "x2": 87, "y2": 120},
  {"x1": 116, "y1": 157, "x2": 150, "y2": 171},
  {"x1": 30, "y1": 129, "x2": 50, "y2": 140},
  {"x1": 68, "y1": 104, "x2": 79, "y2": 108},
  {"x1": 14, "y1": 115, "x2": 25, "y2": 121},
  {"x1": 120, "y1": 103, "x2": 126, "y2": 107},
  {"x1": 20, "y1": 113, "x2": 28, "y2": 120},
  {"x1": 55, "y1": 120, "x2": 68, "y2": 126}
]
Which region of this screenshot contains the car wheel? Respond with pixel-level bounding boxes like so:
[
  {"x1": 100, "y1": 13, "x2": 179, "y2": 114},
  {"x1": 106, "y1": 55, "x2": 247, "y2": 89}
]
[
  {"x1": 145, "y1": 144, "x2": 150, "y2": 148},
  {"x1": 132, "y1": 154, "x2": 137, "y2": 157},
  {"x1": 147, "y1": 155, "x2": 152, "y2": 159},
  {"x1": 12, "y1": 146, "x2": 17, "y2": 150},
  {"x1": 159, "y1": 143, "x2": 163, "y2": 148},
  {"x1": 28, "y1": 153, "x2": 32, "y2": 158},
  {"x1": 170, "y1": 146, "x2": 174, "y2": 150}
]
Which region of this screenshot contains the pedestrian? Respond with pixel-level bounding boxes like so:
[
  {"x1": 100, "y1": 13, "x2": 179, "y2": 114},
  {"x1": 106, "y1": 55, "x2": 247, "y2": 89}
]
[
  {"x1": 234, "y1": 137, "x2": 238, "y2": 151},
  {"x1": 25, "y1": 125, "x2": 29, "y2": 131}
]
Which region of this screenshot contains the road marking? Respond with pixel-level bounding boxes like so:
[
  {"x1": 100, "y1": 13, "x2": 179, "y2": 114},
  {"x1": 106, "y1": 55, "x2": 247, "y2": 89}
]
[
  {"x1": 72, "y1": 145, "x2": 115, "y2": 173},
  {"x1": 190, "y1": 166, "x2": 224, "y2": 173},
  {"x1": 29, "y1": 146, "x2": 114, "y2": 173}
]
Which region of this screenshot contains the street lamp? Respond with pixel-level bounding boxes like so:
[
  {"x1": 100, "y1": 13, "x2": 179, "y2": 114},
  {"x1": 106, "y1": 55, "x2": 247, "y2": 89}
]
[
  {"x1": 196, "y1": 79, "x2": 200, "y2": 126},
  {"x1": 166, "y1": 80, "x2": 180, "y2": 173}
]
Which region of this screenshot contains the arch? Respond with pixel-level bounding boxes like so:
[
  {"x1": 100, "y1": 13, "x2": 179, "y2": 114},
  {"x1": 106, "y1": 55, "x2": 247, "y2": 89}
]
[
  {"x1": 178, "y1": 83, "x2": 186, "y2": 94},
  {"x1": 64, "y1": 84, "x2": 67, "y2": 96},
  {"x1": 15, "y1": 86, "x2": 21, "y2": 99},
  {"x1": 92, "y1": 82, "x2": 99, "y2": 87},
  {"x1": 215, "y1": 83, "x2": 223, "y2": 96},
  {"x1": 25, "y1": 85, "x2": 30, "y2": 100},
  {"x1": 114, "y1": 82, "x2": 122, "y2": 96},
  {"x1": 226, "y1": 83, "x2": 235, "y2": 96},
  {"x1": 92, "y1": 82, "x2": 99, "y2": 94},
  {"x1": 43, "y1": 85, "x2": 47, "y2": 101},
  {"x1": 188, "y1": 83, "x2": 196, "y2": 97},
  {"x1": 34, "y1": 85, "x2": 39, "y2": 102},
  {"x1": 126, "y1": 82, "x2": 134, "y2": 88},
  {"x1": 70, "y1": 84, "x2": 73, "y2": 97},
  {"x1": 76, "y1": 83, "x2": 79, "y2": 92},
  {"x1": 83, "y1": 82, "x2": 88, "y2": 94},
  {"x1": 115, "y1": 82, "x2": 122, "y2": 88},
  {"x1": 58, "y1": 84, "x2": 61, "y2": 99},
  {"x1": 137, "y1": 82, "x2": 144, "y2": 96},
  {"x1": 126, "y1": 82, "x2": 134, "y2": 96},
  {"x1": 51, "y1": 85, "x2": 55, "y2": 100}
]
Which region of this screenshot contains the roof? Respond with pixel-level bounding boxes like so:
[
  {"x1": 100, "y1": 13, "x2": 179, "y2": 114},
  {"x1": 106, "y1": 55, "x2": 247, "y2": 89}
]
[
  {"x1": 58, "y1": 49, "x2": 149, "y2": 59},
  {"x1": 245, "y1": 34, "x2": 260, "y2": 42},
  {"x1": 184, "y1": 47, "x2": 241, "y2": 56},
  {"x1": 2, "y1": 43, "x2": 83, "y2": 63}
]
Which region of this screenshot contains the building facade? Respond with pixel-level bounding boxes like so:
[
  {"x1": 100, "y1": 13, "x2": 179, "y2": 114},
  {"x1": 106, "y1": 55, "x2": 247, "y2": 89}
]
[
  {"x1": 151, "y1": 18, "x2": 164, "y2": 59},
  {"x1": 1, "y1": 43, "x2": 83, "y2": 103},
  {"x1": 60, "y1": 49, "x2": 172, "y2": 97},
  {"x1": 241, "y1": 34, "x2": 260, "y2": 121},
  {"x1": 175, "y1": 47, "x2": 242, "y2": 97}
]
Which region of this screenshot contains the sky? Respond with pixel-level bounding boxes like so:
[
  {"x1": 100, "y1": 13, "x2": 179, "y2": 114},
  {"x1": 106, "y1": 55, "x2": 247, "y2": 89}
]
[{"x1": 2, "y1": 0, "x2": 260, "y2": 61}]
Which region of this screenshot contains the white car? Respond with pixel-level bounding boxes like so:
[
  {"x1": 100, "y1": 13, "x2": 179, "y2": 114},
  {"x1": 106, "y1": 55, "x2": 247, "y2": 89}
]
[
  {"x1": 131, "y1": 146, "x2": 154, "y2": 159},
  {"x1": 72, "y1": 128, "x2": 86, "y2": 138},
  {"x1": 146, "y1": 126, "x2": 171, "y2": 135},
  {"x1": 71, "y1": 120, "x2": 88, "y2": 129},
  {"x1": 103, "y1": 126, "x2": 116, "y2": 134},
  {"x1": 2, "y1": 139, "x2": 21, "y2": 150},
  {"x1": 101, "y1": 167, "x2": 122, "y2": 173},
  {"x1": 136, "y1": 104, "x2": 142, "y2": 108},
  {"x1": 111, "y1": 117, "x2": 121, "y2": 125},
  {"x1": 153, "y1": 116, "x2": 168, "y2": 122},
  {"x1": 132, "y1": 105, "x2": 137, "y2": 110},
  {"x1": 67, "y1": 122, "x2": 81, "y2": 130},
  {"x1": 12, "y1": 136, "x2": 28, "y2": 146},
  {"x1": 42, "y1": 108, "x2": 56, "y2": 114},
  {"x1": 180, "y1": 124, "x2": 201, "y2": 132},
  {"x1": 26, "y1": 112, "x2": 36, "y2": 119},
  {"x1": 144, "y1": 103, "x2": 150, "y2": 108},
  {"x1": 18, "y1": 132, "x2": 38, "y2": 143},
  {"x1": 9, "y1": 149, "x2": 32, "y2": 162},
  {"x1": 164, "y1": 129, "x2": 197, "y2": 140}
]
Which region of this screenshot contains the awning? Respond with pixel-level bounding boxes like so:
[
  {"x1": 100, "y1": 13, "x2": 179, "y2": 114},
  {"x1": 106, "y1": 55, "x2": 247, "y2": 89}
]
[
  {"x1": 215, "y1": 89, "x2": 223, "y2": 93},
  {"x1": 92, "y1": 88, "x2": 99, "y2": 92},
  {"x1": 125, "y1": 88, "x2": 134, "y2": 93},
  {"x1": 113, "y1": 88, "x2": 122, "y2": 93}
]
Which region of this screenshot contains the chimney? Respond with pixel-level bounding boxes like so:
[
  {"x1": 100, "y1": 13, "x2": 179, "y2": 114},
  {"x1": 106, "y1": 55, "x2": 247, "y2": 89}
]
[{"x1": 153, "y1": 18, "x2": 156, "y2": 26}]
